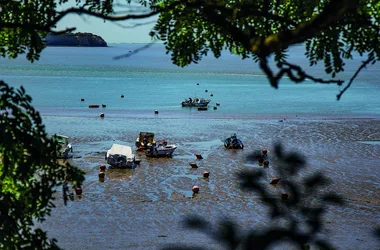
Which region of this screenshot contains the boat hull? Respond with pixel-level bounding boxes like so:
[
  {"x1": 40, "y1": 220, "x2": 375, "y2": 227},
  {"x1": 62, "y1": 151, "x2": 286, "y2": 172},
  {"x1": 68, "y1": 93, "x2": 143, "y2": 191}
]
[{"x1": 146, "y1": 145, "x2": 177, "y2": 157}]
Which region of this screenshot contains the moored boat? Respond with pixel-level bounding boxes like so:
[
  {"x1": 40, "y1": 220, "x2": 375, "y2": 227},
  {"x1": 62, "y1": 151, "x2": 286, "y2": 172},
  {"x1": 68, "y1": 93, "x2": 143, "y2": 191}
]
[
  {"x1": 135, "y1": 132, "x2": 155, "y2": 151},
  {"x1": 181, "y1": 97, "x2": 211, "y2": 107},
  {"x1": 106, "y1": 144, "x2": 136, "y2": 168},
  {"x1": 146, "y1": 140, "x2": 177, "y2": 157},
  {"x1": 52, "y1": 134, "x2": 73, "y2": 158},
  {"x1": 224, "y1": 133, "x2": 244, "y2": 149}
]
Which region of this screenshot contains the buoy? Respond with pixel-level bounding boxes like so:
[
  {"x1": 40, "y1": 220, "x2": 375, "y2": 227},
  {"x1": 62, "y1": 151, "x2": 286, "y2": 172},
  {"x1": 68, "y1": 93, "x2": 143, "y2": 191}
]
[
  {"x1": 270, "y1": 178, "x2": 281, "y2": 185},
  {"x1": 189, "y1": 162, "x2": 198, "y2": 168},
  {"x1": 213, "y1": 106, "x2": 217, "y2": 110},
  {"x1": 102, "y1": 104, "x2": 106, "y2": 108},
  {"x1": 98, "y1": 171, "x2": 105, "y2": 179},
  {"x1": 197, "y1": 83, "x2": 199, "y2": 85},
  {"x1": 263, "y1": 160, "x2": 269, "y2": 168},
  {"x1": 89, "y1": 104, "x2": 99, "y2": 108},
  {"x1": 205, "y1": 89, "x2": 208, "y2": 92},
  {"x1": 262, "y1": 148, "x2": 268, "y2": 156},
  {"x1": 100, "y1": 164, "x2": 106, "y2": 171},
  {"x1": 210, "y1": 93, "x2": 213, "y2": 96},
  {"x1": 192, "y1": 185, "x2": 199, "y2": 193},
  {"x1": 81, "y1": 98, "x2": 85, "y2": 102},
  {"x1": 195, "y1": 154, "x2": 203, "y2": 160},
  {"x1": 216, "y1": 102, "x2": 220, "y2": 106},
  {"x1": 203, "y1": 171, "x2": 209, "y2": 178},
  {"x1": 100, "y1": 113, "x2": 105, "y2": 118},
  {"x1": 154, "y1": 110, "x2": 159, "y2": 114},
  {"x1": 121, "y1": 94, "x2": 124, "y2": 98},
  {"x1": 75, "y1": 186, "x2": 83, "y2": 195},
  {"x1": 135, "y1": 159, "x2": 141, "y2": 165},
  {"x1": 281, "y1": 192, "x2": 289, "y2": 200}
]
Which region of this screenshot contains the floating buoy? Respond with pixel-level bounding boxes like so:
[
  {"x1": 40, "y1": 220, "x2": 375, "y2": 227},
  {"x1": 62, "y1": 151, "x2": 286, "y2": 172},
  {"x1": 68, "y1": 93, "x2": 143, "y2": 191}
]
[
  {"x1": 205, "y1": 89, "x2": 208, "y2": 92},
  {"x1": 102, "y1": 104, "x2": 106, "y2": 108},
  {"x1": 100, "y1": 113, "x2": 105, "y2": 118},
  {"x1": 213, "y1": 106, "x2": 217, "y2": 110},
  {"x1": 263, "y1": 160, "x2": 269, "y2": 168},
  {"x1": 154, "y1": 110, "x2": 159, "y2": 114},
  {"x1": 81, "y1": 98, "x2": 85, "y2": 102},
  {"x1": 210, "y1": 93, "x2": 213, "y2": 96},
  {"x1": 262, "y1": 148, "x2": 268, "y2": 156},
  {"x1": 203, "y1": 171, "x2": 210, "y2": 178},
  {"x1": 121, "y1": 94, "x2": 124, "y2": 98},
  {"x1": 100, "y1": 164, "x2": 106, "y2": 171},
  {"x1": 195, "y1": 154, "x2": 203, "y2": 160},
  {"x1": 281, "y1": 192, "x2": 289, "y2": 200},
  {"x1": 197, "y1": 83, "x2": 199, "y2": 85},
  {"x1": 189, "y1": 162, "x2": 198, "y2": 168},
  {"x1": 270, "y1": 178, "x2": 281, "y2": 185},
  {"x1": 75, "y1": 186, "x2": 83, "y2": 195},
  {"x1": 192, "y1": 185, "x2": 199, "y2": 193},
  {"x1": 216, "y1": 102, "x2": 220, "y2": 106},
  {"x1": 98, "y1": 171, "x2": 105, "y2": 179},
  {"x1": 89, "y1": 104, "x2": 99, "y2": 108}
]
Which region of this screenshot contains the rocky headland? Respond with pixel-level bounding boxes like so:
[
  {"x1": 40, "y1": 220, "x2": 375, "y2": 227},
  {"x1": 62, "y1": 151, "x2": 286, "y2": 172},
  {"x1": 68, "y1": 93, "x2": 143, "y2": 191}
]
[{"x1": 46, "y1": 32, "x2": 107, "y2": 47}]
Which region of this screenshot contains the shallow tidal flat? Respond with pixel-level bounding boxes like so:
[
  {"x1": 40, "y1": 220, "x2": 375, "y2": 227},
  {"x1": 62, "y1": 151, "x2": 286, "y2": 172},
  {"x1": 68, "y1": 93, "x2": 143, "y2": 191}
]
[{"x1": 40, "y1": 117, "x2": 380, "y2": 250}]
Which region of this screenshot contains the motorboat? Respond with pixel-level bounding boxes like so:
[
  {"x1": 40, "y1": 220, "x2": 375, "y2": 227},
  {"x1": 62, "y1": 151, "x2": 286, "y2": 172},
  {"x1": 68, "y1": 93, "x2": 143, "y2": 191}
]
[
  {"x1": 181, "y1": 97, "x2": 211, "y2": 107},
  {"x1": 106, "y1": 144, "x2": 136, "y2": 168},
  {"x1": 146, "y1": 140, "x2": 177, "y2": 157},
  {"x1": 52, "y1": 134, "x2": 73, "y2": 158},
  {"x1": 224, "y1": 134, "x2": 244, "y2": 149},
  {"x1": 135, "y1": 132, "x2": 155, "y2": 151}
]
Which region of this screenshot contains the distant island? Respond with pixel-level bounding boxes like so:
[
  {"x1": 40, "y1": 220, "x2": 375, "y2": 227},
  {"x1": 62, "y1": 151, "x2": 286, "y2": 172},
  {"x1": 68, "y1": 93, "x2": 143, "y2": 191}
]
[{"x1": 46, "y1": 32, "x2": 107, "y2": 47}]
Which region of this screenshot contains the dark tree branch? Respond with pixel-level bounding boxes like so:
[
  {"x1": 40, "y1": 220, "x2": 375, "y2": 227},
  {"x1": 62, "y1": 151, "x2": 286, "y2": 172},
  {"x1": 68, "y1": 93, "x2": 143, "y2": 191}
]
[{"x1": 336, "y1": 56, "x2": 373, "y2": 100}]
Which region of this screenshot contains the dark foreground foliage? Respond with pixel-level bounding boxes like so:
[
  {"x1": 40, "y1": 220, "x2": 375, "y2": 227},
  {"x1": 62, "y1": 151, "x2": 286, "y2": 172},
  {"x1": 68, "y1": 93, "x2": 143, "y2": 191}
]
[{"x1": 0, "y1": 81, "x2": 85, "y2": 250}]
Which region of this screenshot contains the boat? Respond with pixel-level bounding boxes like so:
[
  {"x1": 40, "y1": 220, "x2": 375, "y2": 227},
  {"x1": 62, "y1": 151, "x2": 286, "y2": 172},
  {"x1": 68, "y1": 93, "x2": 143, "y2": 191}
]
[
  {"x1": 224, "y1": 134, "x2": 244, "y2": 149},
  {"x1": 135, "y1": 132, "x2": 155, "y2": 151},
  {"x1": 146, "y1": 140, "x2": 177, "y2": 157},
  {"x1": 181, "y1": 97, "x2": 211, "y2": 107},
  {"x1": 105, "y1": 144, "x2": 136, "y2": 168},
  {"x1": 52, "y1": 134, "x2": 73, "y2": 158}
]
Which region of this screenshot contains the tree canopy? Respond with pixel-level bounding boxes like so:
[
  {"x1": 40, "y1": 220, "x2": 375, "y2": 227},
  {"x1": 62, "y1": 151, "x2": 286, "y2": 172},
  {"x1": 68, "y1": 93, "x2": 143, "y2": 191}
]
[{"x1": 0, "y1": 0, "x2": 379, "y2": 99}]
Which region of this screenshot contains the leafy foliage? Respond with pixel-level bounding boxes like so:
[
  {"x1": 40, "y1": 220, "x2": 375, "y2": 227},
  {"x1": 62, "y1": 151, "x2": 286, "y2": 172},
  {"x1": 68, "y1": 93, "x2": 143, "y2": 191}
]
[
  {"x1": 0, "y1": 81, "x2": 85, "y2": 250},
  {"x1": 163, "y1": 144, "x2": 346, "y2": 250}
]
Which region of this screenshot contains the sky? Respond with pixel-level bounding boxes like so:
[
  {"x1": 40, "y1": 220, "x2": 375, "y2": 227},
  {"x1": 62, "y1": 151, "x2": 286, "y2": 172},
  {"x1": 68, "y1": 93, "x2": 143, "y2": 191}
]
[{"x1": 55, "y1": 1, "x2": 157, "y2": 44}]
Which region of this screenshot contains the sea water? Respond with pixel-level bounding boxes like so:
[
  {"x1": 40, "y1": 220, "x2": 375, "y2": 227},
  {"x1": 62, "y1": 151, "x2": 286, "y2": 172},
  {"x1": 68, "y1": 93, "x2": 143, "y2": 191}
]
[{"x1": 1, "y1": 44, "x2": 379, "y2": 250}]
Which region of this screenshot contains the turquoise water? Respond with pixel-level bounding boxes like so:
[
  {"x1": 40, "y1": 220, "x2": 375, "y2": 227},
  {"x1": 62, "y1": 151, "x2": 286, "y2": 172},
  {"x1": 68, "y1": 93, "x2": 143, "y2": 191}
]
[
  {"x1": 1, "y1": 44, "x2": 380, "y2": 250},
  {"x1": 1, "y1": 44, "x2": 379, "y2": 118}
]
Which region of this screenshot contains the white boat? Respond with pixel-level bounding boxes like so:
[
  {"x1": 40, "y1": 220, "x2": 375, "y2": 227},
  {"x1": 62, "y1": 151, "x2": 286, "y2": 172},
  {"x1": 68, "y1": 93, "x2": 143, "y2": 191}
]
[
  {"x1": 106, "y1": 144, "x2": 136, "y2": 168},
  {"x1": 52, "y1": 134, "x2": 73, "y2": 158},
  {"x1": 146, "y1": 140, "x2": 177, "y2": 157}
]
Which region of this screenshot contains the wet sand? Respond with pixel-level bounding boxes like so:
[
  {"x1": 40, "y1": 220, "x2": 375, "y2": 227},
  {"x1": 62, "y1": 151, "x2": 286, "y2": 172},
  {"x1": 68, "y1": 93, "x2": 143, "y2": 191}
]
[{"x1": 39, "y1": 116, "x2": 380, "y2": 250}]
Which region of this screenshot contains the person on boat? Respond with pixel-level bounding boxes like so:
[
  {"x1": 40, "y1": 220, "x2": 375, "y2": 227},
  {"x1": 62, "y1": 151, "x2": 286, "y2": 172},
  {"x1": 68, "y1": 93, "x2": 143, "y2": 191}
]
[{"x1": 188, "y1": 97, "x2": 192, "y2": 103}]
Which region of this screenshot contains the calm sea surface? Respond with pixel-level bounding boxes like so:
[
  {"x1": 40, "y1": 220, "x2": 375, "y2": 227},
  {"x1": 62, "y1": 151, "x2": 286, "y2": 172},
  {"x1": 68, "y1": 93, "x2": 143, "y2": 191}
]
[{"x1": 1, "y1": 44, "x2": 379, "y2": 250}]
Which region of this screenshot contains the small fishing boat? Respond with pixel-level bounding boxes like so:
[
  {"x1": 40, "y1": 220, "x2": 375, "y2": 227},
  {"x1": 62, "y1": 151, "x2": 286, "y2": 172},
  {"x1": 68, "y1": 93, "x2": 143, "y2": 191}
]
[
  {"x1": 106, "y1": 144, "x2": 136, "y2": 168},
  {"x1": 52, "y1": 134, "x2": 73, "y2": 158},
  {"x1": 224, "y1": 133, "x2": 244, "y2": 149},
  {"x1": 181, "y1": 97, "x2": 211, "y2": 107},
  {"x1": 146, "y1": 140, "x2": 177, "y2": 157},
  {"x1": 135, "y1": 132, "x2": 155, "y2": 151}
]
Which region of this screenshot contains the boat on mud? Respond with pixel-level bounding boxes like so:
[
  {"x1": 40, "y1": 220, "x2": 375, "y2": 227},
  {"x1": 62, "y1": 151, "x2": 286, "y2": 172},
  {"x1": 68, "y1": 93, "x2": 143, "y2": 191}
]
[
  {"x1": 135, "y1": 132, "x2": 155, "y2": 151},
  {"x1": 52, "y1": 134, "x2": 73, "y2": 158},
  {"x1": 181, "y1": 97, "x2": 211, "y2": 107},
  {"x1": 146, "y1": 140, "x2": 177, "y2": 157},
  {"x1": 224, "y1": 134, "x2": 244, "y2": 149},
  {"x1": 106, "y1": 144, "x2": 136, "y2": 168}
]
